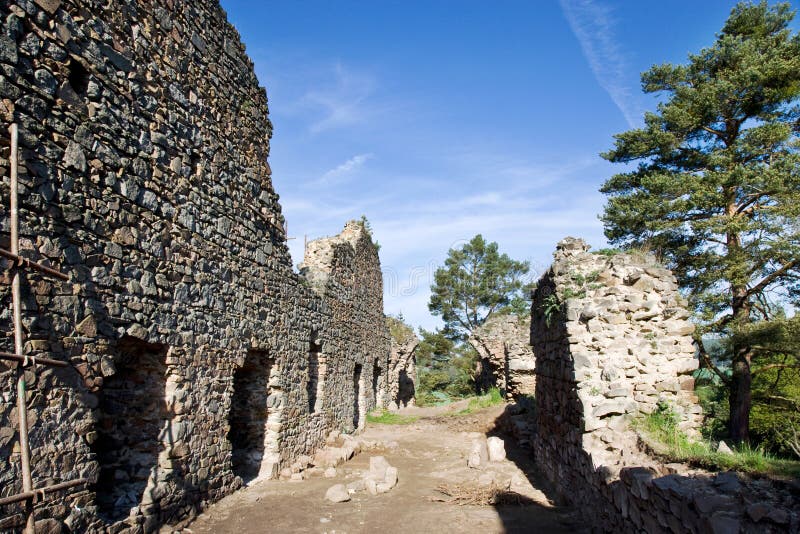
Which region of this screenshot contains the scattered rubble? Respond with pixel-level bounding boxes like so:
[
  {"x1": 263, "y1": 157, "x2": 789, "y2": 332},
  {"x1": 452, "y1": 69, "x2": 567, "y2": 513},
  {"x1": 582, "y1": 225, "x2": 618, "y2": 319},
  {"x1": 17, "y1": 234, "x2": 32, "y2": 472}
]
[
  {"x1": 364, "y1": 456, "x2": 399, "y2": 495},
  {"x1": 487, "y1": 437, "x2": 506, "y2": 462},
  {"x1": 324, "y1": 484, "x2": 351, "y2": 503},
  {"x1": 467, "y1": 435, "x2": 507, "y2": 468},
  {"x1": 279, "y1": 431, "x2": 388, "y2": 481},
  {"x1": 468, "y1": 438, "x2": 490, "y2": 469}
]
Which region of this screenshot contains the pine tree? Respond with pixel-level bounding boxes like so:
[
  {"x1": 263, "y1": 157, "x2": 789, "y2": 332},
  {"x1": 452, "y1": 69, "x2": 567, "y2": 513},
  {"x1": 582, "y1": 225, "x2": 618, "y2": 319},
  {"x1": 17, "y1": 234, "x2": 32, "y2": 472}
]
[
  {"x1": 600, "y1": 2, "x2": 800, "y2": 442},
  {"x1": 428, "y1": 235, "x2": 530, "y2": 340}
]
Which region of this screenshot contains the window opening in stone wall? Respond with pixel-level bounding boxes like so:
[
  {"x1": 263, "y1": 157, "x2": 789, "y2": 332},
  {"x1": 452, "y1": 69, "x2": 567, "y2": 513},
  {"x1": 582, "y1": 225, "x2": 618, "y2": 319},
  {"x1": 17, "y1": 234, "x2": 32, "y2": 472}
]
[
  {"x1": 353, "y1": 364, "x2": 362, "y2": 429},
  {"x1": 307, "y1": 340, "x2": 323, "y2": 414},
  {"x1": 92, "y1": 338, "x2": 167, "y2": 522},
  {"x1": 228, "y1": 349, "x2": 272, "y2": 483},
  {"x1": 67, "y1": 58, "x2": 89, "y2": 95},
  {"x1": 372, "y1": 362, "x2": 381, "y2": 404},
  {"x1": 190, "y1": 153, "x2": 201, "y2": 176}
]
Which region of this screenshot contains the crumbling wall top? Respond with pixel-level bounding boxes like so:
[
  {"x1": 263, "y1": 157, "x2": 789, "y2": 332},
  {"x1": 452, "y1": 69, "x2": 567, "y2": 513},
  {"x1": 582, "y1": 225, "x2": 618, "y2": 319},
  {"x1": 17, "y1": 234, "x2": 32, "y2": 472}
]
[
  {"x1": 533, "y1": 237, "x2": 702, "y2": 477},
  {"x1": 300, "y1": 221, "x2": 377, "y2": 293}
]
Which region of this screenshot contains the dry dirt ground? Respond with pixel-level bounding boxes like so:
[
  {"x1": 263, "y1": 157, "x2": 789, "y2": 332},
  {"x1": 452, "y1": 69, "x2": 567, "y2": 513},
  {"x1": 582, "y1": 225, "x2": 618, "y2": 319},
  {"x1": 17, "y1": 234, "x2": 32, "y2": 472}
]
[{"x1": 184, "y1": 401, "x2": 585, "y2": 534}]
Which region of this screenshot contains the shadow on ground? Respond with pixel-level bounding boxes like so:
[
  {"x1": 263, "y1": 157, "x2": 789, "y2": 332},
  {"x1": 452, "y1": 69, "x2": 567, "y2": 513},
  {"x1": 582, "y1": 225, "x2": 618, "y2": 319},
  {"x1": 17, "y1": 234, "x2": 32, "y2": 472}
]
[{"x1": 486, "y1": 410, "x2": 588, "y2": 534}]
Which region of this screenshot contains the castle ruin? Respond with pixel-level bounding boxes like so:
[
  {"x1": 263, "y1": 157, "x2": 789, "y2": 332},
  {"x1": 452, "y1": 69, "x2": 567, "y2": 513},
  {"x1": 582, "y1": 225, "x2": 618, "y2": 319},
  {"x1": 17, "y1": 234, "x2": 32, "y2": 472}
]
[
  {"x1": 2, "y1": 1, "x2": 799, "y2": 533},
  {"x1": 0, "y1": 0, "x2": 393, "y2": 531},
  {"x1": 524, "y1": 238, "x2": 798, "y2": 532},
  {"x1": 469, "y1": 314, "x2": 534, "y2": 399}
]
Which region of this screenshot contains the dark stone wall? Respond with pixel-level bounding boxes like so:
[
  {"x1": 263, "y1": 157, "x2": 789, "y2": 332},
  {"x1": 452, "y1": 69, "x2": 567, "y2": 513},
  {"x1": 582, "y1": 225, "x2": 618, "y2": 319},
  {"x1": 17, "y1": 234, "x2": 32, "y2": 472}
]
[{"x1": 0, "y1": 1, "x2": 389, "y2": 531}]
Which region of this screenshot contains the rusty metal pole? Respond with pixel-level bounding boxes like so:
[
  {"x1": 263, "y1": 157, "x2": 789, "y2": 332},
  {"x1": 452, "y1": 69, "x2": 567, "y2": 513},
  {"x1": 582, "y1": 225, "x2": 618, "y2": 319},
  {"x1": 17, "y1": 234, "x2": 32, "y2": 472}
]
[{"x1": 10, "y1": 123, "x2": 36, "y2": 534}]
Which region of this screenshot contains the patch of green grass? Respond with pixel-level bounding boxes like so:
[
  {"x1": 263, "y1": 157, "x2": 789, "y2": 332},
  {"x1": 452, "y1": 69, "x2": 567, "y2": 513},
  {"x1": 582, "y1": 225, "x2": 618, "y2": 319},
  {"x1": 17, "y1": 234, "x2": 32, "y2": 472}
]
[
  {"x1": 594, "y1": 248, "x2": 622, "y2": 256},
  {"x1": 635, "y1": 402, "x2": 800, "y2": 478},
  {"x1": 366, "y1": 409, "x2": 419, "y2": 425},
  {"x1": 468, "y1": 387, "x2": 504, "y2": 410},
  {"x1": 441, "y1": 388, "x2": 506, "y2": 417},
  {"x1": 571, "y1": 272, "x2": 586, "y2": 286},
  {"x1": 416, "y1": 390, "x2": 454, "y2": 407},
  {"x1": 561, "y1": 286, "x2": 586, "y2": 300}
]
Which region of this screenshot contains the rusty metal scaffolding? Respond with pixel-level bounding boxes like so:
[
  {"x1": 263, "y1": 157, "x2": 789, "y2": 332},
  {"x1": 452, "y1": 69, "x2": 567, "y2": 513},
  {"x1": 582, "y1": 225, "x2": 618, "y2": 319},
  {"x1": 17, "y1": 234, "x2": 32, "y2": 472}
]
[{"x1": 1, "y1": 124, "x2": 87, "y2": 533}]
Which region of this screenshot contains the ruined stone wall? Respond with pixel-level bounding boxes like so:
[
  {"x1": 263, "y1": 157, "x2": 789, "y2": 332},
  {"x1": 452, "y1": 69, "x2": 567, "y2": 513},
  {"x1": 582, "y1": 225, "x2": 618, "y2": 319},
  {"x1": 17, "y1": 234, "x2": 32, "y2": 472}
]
[
  {"x1": 299, "y1": 221, "x2": 391, "y2": 435},
  {"x1": 469, "y1": 314, "x2": 534, "y2": 399},
  {"x1": 384, "y1": 316, "x2": 418, "y2": 410},
  {"x1": 0, "y1": 1, "x2": 388, "y2": 531},
  {"x1": 530, "y1": 238, "x2": 798, "y2": 532}
]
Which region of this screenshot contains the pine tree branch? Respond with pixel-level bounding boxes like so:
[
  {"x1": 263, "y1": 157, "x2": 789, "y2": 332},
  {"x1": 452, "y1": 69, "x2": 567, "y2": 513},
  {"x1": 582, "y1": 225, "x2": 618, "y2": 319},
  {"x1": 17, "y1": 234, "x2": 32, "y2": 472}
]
[
  {"x1": 752, "y1": 363, "x2": 800, "y2": 375},
  {"x1": 701, "y1": 125, "x2": 728, "y2": 142},
  {"x1": 695, "y1": 336, "x2": 730, "y2": 384},
  {"x1": 746, "y1": 259, "x2": 799, "y2": 300},
  {"x1": 751, "y1": 394, "x2": 800, "y2": 409}
]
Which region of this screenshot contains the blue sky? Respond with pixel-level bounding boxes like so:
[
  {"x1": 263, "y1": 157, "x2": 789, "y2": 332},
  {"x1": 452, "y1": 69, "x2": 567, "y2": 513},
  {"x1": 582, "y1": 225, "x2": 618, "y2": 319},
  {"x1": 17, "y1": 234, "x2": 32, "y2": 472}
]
[{"x1": 219, "y1": 0, "x2": 799, "y2": 331}]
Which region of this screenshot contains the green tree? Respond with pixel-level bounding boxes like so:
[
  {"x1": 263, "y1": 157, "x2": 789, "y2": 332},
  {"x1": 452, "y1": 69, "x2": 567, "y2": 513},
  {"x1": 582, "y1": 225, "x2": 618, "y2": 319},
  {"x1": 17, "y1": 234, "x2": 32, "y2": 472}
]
[
  {"x1": 359, "y1": 214, "x2": 380, "y2": 251},
  {"x1": 414, "y1": 328, "x2": 477, "y2": 403},
  {"x1": 600, "y1": 2, "x2": 800, "y2": 442},
  {"x1": 428, "y1": 235, "x2": 530, "y2": 340},
  {"x1": 415, "y1": 328, "x2": 455, "y2": 369}
]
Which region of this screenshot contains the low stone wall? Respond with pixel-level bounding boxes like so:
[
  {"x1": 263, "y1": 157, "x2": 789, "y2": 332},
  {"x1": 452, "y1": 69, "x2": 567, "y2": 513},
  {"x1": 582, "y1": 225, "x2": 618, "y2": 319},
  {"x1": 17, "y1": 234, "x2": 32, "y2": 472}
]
[
  {"x1": 611, "y1": 467, "x2": 799, "y2": 533},
  {"x1": 529, "y1": 238, "x2": 799, "y2": 532},
  {"x1": 469, "y1": 314, "x2": 534, "y2": 398},
  {"x1": 0, "y1": 1, "x2": 389, "y2": 531}
]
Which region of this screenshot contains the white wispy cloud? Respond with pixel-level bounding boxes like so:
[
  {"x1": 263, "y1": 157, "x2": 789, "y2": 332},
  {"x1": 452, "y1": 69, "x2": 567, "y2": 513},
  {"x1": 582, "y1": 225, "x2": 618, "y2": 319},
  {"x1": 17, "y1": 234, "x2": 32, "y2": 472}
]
[
  {"x1": 317, "y1": 153, "x2": 373, "y2": 185},
  {"x1": 279, "y1": 141, "x2": 611, "y2": 329},
  {"x1": 559, "y1": 0, "x2": 641, "y2": 127},
  {"x1": 374, "y1": 189, "x2": 608, "y2": 329},
  {"x1": 299, "y1": 62, "x2": 376, "y2": 133}
]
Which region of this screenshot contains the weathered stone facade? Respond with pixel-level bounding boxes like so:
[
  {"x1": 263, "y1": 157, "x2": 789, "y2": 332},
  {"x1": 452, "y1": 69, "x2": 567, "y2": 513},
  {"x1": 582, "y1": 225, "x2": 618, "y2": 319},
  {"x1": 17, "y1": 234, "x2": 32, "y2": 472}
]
[
  {"x1": 0, "y1": 1, "x2": 389, "y2": 531},
  {"x1": 299, "y1": 222, "x2": 391, "y2": 435},
  {"x1": 529, "y1": 238, "x2": 799, "y2": 532},
  {"x1": 385, "y1": 316, "x2": 418, "y2": 410},
  {"x1": 469, "y1": 314, "x2": 534, "y2": 399},
  {"x1": 531, "y1": 237, "x2": 700, "y2": 488}
]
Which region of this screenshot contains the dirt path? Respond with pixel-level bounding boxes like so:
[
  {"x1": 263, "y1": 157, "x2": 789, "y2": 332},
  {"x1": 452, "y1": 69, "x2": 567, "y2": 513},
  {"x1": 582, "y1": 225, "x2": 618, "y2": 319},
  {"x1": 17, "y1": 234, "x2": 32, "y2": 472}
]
[{"x1": 185, "y1": 402, "x2": 584, "y2": 534}]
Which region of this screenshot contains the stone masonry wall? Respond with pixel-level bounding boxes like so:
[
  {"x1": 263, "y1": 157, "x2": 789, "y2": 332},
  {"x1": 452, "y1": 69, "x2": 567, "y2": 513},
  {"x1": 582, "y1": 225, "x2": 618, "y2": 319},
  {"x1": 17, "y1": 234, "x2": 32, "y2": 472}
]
[
  {"x1": 530, "y1": 238, "x2": 799, "y2": 532},
  {"x1": 384, "y1": 316, "x2": 418, "y2": 411},
  {"x1": 0, "y1": 1, "x2": 388, "y2": 532},
  {"x1": 299, "y1": 221, "x2": 391, "y2": 435},
  {"x1": 469, "y1": 314, "x2": 534, "y2": 399}
]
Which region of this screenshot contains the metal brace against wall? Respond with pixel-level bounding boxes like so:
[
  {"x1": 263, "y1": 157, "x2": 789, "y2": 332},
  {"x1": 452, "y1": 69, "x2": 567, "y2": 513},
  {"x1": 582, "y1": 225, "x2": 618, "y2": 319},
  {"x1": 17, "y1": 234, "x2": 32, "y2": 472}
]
[{"x1": 0, "y1": 124, "x2": 87, "y2": 534}]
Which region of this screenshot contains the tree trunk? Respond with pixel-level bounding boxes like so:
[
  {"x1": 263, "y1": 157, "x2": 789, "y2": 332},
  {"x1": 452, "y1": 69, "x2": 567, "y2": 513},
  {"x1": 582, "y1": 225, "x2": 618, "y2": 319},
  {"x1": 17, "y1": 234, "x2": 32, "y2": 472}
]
[
  {"x1": 728, "y1": 344, "x2": 752, "y2": 443},
  {"x1": 726, "y1": 216, "x2": 751, "y2": 444}
]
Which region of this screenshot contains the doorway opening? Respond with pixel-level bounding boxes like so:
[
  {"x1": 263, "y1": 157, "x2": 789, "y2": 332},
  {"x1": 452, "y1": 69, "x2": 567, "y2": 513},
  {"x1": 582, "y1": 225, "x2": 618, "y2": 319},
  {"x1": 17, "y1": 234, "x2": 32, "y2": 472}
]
[
  {"x1": 353, "y1": 364, "x2": 363, "y2": 429},
  {"x1": 93, "y1": 338, "x2": 167, "y2": 522},
  {"x1": 228, "y1": 350, "x2": 272, "y2": 483},
  {"x1": 307, "y1": 340, "x2": 324, "y2": 414},
  {"x1": 372, "y1": 361, "x2": 382, "y2": 406}
]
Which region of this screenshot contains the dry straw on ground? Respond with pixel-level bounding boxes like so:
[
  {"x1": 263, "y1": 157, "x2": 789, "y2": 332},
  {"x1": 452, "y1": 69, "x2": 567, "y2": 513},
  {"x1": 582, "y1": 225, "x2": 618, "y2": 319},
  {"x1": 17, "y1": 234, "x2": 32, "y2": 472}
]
[{"x1": 430, "y1": 482, "x2": 529, "y2": 506}]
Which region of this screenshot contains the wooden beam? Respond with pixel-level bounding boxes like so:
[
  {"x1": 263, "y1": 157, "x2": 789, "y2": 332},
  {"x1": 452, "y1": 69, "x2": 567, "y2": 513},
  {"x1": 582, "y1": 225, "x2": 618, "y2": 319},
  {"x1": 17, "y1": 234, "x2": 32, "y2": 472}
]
[
  {"x1": 0, "y1": 479, "x2": 87, "y2": 507},
  {"x1": 0, "y1": 351, "x2": 69, "y2": 368},
  {"x1": 0, "y1": 248, "x2": 69, "y2": 281}
]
